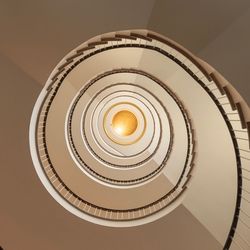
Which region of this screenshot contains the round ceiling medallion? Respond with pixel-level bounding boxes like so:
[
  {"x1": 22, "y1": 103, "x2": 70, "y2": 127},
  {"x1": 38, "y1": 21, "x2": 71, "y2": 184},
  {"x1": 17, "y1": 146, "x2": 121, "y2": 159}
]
[
  {"x1": 111, "y1": 109, "x2": 138, "y2": 136},
  {"x1": 30, "y1": 29, "x2": 249, "y2": 242},
  {"x1": 104, "y1": 103, "x2": 144, "y2": 144}
]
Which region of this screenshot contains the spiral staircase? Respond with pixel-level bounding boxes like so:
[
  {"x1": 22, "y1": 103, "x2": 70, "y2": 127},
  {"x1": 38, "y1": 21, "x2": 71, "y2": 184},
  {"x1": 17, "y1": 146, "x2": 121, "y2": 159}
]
[{"x1": 29, "y1": 30, "x2": 250, "y2": 250}]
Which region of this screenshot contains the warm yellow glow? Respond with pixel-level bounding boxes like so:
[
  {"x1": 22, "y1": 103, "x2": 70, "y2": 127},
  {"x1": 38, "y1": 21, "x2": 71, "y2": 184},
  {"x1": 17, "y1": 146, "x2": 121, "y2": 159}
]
[{"x1": 112, "y1": 110, "x2": 138, "y2": 136}]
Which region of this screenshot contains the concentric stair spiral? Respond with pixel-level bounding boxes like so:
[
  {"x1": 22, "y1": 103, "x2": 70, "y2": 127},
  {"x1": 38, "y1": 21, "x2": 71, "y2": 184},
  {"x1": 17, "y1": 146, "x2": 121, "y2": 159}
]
[{"x1": 30, "y1": 30, "x2": 250, "y2": 250}]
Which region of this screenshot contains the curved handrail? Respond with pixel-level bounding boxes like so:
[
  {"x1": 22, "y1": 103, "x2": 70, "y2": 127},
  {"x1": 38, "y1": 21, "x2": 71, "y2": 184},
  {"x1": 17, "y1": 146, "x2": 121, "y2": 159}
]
[{"x1": 38, "y1": 30, "x2": 250, "y2": 248}]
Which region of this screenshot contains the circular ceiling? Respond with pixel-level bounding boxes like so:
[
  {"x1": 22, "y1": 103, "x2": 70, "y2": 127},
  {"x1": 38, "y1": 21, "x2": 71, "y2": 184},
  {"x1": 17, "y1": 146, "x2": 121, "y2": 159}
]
[{"x1": 30, "y1": 30, "x2": 250, "y2": 249}]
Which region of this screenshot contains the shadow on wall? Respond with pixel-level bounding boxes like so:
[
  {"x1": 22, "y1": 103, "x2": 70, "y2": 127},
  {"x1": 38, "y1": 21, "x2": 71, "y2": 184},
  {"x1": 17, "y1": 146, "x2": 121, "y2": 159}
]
[{"x1": 0, "y1": 52, "x2": 54, "y2": 249}]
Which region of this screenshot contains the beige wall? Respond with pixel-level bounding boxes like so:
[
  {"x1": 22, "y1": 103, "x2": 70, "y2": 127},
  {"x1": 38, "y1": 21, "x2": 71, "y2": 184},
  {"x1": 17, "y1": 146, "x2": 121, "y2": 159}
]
[{"x1": 1, "y1": 1, "x2": 250, "y2": 249}]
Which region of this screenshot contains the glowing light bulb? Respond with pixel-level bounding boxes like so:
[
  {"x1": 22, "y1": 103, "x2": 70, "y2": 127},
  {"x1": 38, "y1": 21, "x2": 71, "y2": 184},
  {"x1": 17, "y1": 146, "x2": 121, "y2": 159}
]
[{"x1": 112, "y1": 110, "x2": 138, "y2": 136}]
